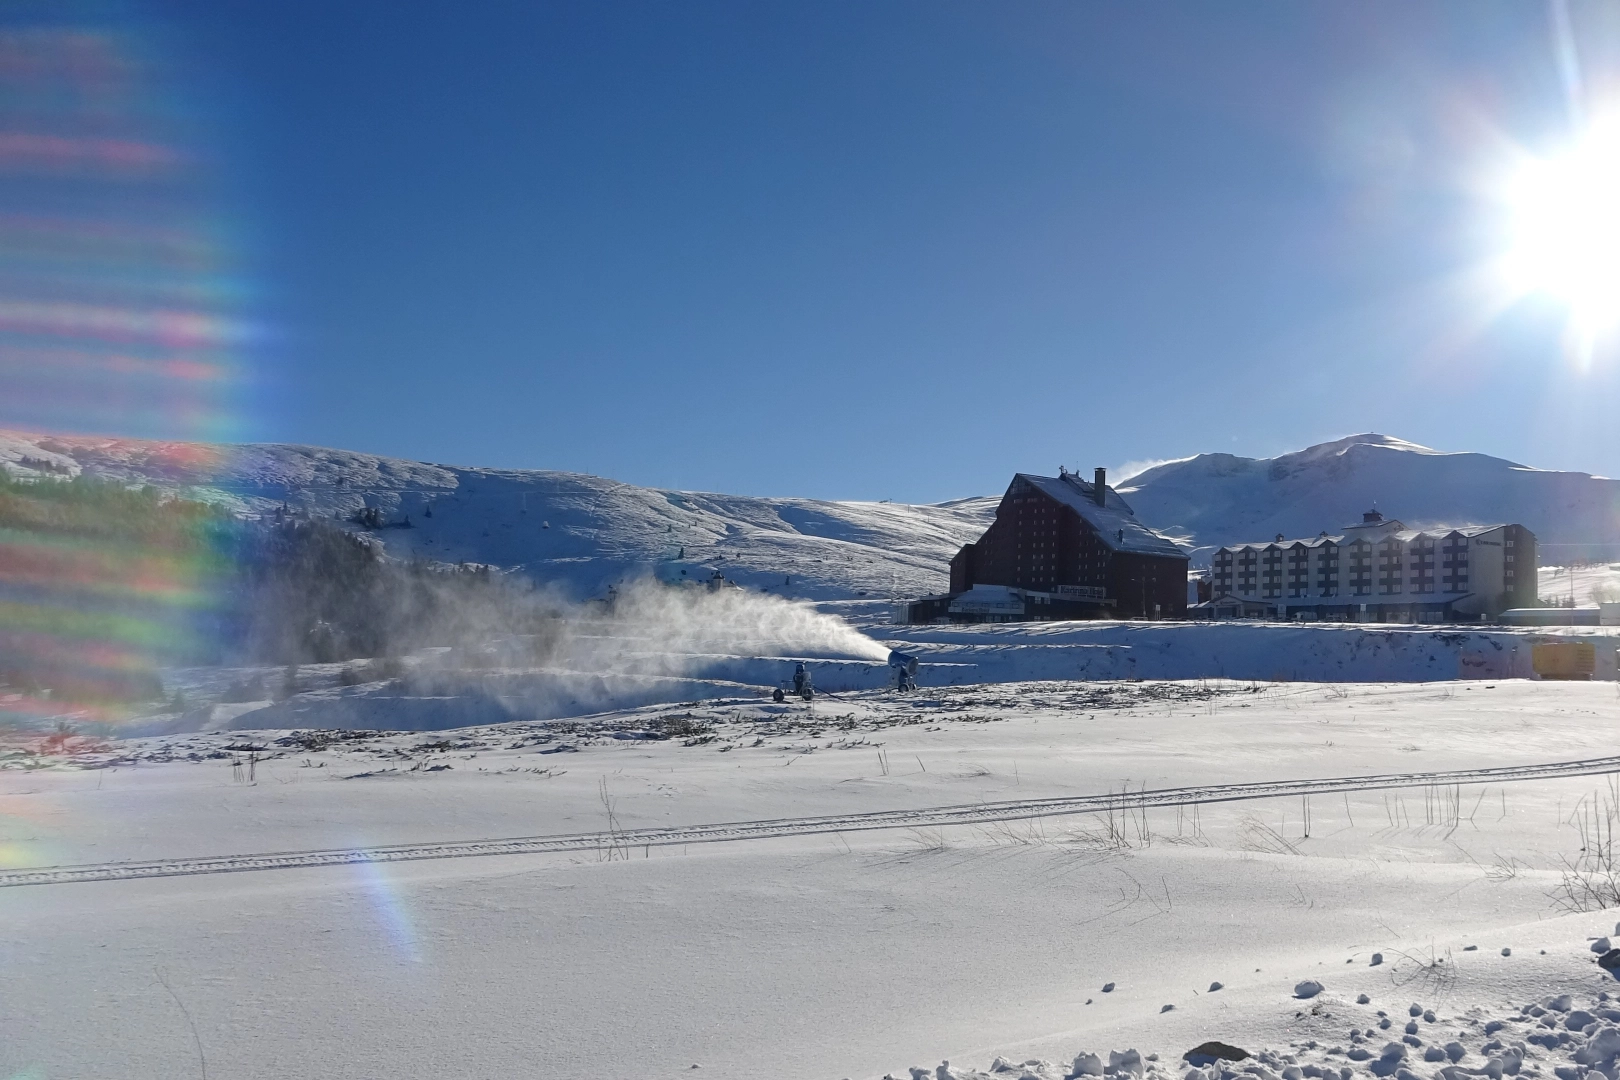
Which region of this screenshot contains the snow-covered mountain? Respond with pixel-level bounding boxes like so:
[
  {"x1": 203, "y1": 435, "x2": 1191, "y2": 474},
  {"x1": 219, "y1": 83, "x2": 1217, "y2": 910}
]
[
  {"x1": 1118, "y1": 433, "x2": 1620, "y2": 565},
  {"x1": 5, "y1": 429, "x2": 1615, "y2": 598},
  {"x1": 0, "y1": 430, "x2": 997, "y2": 600}
]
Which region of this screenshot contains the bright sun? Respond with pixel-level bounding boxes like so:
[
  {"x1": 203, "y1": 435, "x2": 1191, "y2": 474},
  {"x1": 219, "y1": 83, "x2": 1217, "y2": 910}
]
[{"x1": 1505, "y1": 119, "x2": 1620, "y2": 338}]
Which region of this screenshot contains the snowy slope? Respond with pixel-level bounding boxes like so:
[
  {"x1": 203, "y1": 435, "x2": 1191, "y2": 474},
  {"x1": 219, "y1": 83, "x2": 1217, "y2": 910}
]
[
  {"x1": 9, "y1": 428, "x2": 1619, "y2": 596},
  {"x1": 1119, "y1": 433, "x2": 1620, "y2": 565},
  {"x1": 0, "y1": 430, "x2": 997, "y2": 600}
]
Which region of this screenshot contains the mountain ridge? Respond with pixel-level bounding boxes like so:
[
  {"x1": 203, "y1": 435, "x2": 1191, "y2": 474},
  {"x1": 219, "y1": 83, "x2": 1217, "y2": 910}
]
[
  {"x1": 3, "y1": 429, "x2": 1614, "y2": 594},
  {"x1": 1118, "y1": 432, "x2": 1617, "y2": 561}
]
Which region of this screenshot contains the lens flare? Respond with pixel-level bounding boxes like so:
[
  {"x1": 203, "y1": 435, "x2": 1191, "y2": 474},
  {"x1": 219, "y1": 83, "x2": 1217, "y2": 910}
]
[
  {"x1": 1503, "y1": 117, "x2": 1620, "y2": 352},
  {"x1": 349, "y1": 857, "x2": 425, "y2": 965},
  {"x1": 0, "y1": 14, "x2": 250, "y2": 729}
]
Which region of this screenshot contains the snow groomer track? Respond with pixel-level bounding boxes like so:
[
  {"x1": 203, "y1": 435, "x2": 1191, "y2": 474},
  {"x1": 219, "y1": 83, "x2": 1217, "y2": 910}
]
[{"x1": 8, "y1": 754, "x2": 1620, "y2": 888}]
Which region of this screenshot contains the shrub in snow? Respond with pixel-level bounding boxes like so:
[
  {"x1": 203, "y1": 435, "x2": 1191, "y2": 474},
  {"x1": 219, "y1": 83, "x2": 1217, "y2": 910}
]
[{"x1": 1295, "y1": 981, "x2": 1324, "y2": 999}]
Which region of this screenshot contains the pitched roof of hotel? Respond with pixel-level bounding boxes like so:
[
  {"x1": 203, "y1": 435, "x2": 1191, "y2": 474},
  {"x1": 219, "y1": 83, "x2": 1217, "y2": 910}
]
[
  {"x1": 1216, "y1": 523, "x2": 1509, "y2": 552},
  {"x1": 1013, "y1": 473, "x2": 1187, "y2": 558}
]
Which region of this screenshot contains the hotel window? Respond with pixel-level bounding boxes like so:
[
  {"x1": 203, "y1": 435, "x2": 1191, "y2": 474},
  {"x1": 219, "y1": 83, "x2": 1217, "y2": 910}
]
[
  {"x1": 1442, "y1": 537, "x2": 1469, "y2": 593},
  {"x1": 1408, "y1": 540, "x2": 1435, "y2": 594}
]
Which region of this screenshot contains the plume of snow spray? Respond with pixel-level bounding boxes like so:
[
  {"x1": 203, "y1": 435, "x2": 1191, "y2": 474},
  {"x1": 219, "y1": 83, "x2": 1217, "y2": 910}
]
[
  {"x1": 407, "y1": 575, "x2": 886, "y2": 682},
  {"x1": 580, "y1": 578, "x2": 889, "y2": 665},
  {"x1": 377, "y1": 576, "x2": 890, "y2": 727}
]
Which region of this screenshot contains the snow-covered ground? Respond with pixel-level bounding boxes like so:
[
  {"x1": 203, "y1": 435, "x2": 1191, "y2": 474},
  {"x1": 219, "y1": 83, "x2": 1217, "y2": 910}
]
[
  {"x1": 1538, "y1": 564, "x2": 1620, "y2": 608},
  {"x1": 11, "y1": 429, "x2": 1620, "y2": 1078},
  {"x1": 7, "y1": 678, "x2": 1620, "y2": 1079}
]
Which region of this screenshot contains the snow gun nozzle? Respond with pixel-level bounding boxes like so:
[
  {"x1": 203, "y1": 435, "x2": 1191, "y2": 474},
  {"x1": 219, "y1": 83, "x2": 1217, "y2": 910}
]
[{"x1": 888, "y1": 650, "x2": 919, "y2": 676}]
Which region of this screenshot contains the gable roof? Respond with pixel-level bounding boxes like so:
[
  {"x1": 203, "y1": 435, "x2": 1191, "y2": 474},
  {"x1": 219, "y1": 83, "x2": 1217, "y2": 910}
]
[
  {"x1": 1216, "y1": 523, "x2": 1511, "y2": 553},
  {"x1": 1013, "y1": 473, "x2": 1187, "y2": 558}
]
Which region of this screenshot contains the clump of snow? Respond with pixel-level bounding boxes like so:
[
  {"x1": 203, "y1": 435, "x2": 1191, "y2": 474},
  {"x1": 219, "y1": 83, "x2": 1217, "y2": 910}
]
[
  {"x1": 1109, "y1": 1049, "x2": 1146, "y2": 1076},
  {"x1": 1071, "y1": 1053, "x2": 1105, "y2": 1076}
]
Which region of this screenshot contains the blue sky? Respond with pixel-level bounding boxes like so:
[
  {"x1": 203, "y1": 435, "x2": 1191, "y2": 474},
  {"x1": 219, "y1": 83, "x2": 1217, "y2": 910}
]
[{"x1": 104, "y1": 4, "x2": 1620, "y2": 498}]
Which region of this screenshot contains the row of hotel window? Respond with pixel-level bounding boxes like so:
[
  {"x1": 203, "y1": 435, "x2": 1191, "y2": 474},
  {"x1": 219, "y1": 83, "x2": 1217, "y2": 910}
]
[{"x1": 1212, "y1": 539, "x2": 1516, "y2": 598}]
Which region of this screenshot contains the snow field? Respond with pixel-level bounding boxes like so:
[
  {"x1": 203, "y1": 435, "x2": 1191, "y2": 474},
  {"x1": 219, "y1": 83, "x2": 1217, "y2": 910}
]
[
  {"x1": 6, "y1": 680, "x2": 1620, "y2": 1078},
  {"x1": 14, "y1": 678, "x2": 1620, "y2": 867}
]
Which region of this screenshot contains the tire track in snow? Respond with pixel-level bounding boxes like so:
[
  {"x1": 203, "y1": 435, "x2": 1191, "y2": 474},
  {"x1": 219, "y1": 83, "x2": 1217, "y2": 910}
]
[{"x1": 7, "y1": 753, "x2": 1620, "y2": 888}]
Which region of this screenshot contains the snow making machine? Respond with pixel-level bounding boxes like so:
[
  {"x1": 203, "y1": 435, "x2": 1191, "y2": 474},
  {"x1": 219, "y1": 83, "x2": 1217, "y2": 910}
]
[
  {"x1": 773, "y1": 661, "x2": 814, "y2": 702},
  {"x1": 888, "y1": 650, "x2": 919, "y2": 692}
]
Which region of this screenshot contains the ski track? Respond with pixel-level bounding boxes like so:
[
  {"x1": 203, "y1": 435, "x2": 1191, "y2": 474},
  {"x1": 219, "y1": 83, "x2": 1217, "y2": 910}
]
[{"x1": 7, "y1": 754, "x2": 1620, "y2": 889}]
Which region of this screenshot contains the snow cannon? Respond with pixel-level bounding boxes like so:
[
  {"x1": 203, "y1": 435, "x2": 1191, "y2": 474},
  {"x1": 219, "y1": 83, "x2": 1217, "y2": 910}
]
[
  {"x1": 888, "y1": 650, "x2": 919, "y2": 692},
  {"x1": 773, "y1": 661, "x2": 814, "y2": 702}
]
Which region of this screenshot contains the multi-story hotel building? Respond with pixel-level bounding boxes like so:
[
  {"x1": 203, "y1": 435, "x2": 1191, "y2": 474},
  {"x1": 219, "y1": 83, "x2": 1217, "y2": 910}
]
[{"x1": 1209, "y1": 510, "x2": 1536, "y2": 621}]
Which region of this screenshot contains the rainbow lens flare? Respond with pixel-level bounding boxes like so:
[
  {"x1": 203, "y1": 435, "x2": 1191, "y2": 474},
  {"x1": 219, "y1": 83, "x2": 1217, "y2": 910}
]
[{"x1": 0, "y1": 13, "x2": 250, "y2": 731}]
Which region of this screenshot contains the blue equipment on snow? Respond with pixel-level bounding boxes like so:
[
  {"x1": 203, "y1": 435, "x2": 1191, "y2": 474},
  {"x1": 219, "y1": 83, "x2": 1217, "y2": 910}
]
[{"x1": 888, "y1": 650, "x2": 919, "y2": 692}]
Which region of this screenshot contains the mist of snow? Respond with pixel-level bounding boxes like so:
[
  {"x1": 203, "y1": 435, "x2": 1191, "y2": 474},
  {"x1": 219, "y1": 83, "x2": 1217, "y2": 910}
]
[{"x1": 583, "y1": 579, "x2": 889, "y2": 664}]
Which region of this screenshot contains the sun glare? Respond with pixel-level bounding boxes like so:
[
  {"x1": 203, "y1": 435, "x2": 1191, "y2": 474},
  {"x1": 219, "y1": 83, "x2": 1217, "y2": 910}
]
[{"x1": 1505, "y1": 119, "x2": 1620, "y2": 340}]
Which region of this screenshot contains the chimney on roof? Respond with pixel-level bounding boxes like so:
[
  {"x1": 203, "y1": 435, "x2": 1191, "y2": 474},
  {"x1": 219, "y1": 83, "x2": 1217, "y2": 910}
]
[{"x1": 1093, "y1": 467, "x2": 1107, "y2": 506}]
